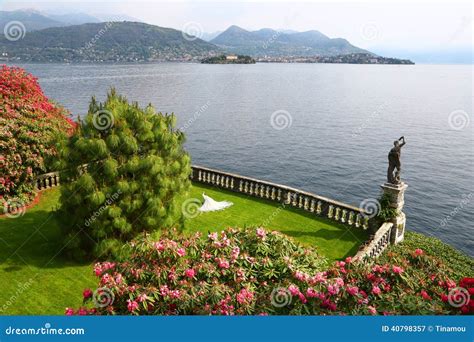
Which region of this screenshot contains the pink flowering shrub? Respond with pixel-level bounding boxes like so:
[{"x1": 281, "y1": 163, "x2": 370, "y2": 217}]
[
  {"x1": 71, "y1": 227, "x2": 327, "y2": 315},
  {"x1": 69, "y1": 228, "x2": 468, "y2": 315},
  {"x1": 0, "y1": 65, "x2": 75, "y2": 205}
]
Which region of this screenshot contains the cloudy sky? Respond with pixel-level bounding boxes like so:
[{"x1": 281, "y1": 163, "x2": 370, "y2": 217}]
[{"x1": 2, "y1": 0, "x2": 472, "y2": 62}]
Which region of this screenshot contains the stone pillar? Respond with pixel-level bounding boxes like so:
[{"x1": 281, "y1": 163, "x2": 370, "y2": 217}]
[{"x1": 380, "y1": 182, "x2": 408, "y2": 244}]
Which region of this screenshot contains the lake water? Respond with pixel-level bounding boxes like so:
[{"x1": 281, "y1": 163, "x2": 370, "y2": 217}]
[{"x1": 15, "y1": 63, "x2": 473, "y2": 256}]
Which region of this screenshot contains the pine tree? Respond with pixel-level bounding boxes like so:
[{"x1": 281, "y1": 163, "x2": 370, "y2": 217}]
[{"x1": 57, "y1": 90, "x2": 191, "y2": 259}]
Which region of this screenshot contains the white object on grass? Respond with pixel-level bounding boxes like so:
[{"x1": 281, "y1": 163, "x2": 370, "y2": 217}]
[{"x1": 198, "y1": 193, "x2": 233, "y2": 212}]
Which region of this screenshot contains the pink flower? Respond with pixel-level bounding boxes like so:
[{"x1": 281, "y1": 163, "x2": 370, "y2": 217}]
[
  {"x1": 236, "y1": 288, "x2": 254, "y2": 304},
  {"x1": 77, "y1": 307, "x2": 88, "y2": 316},
  {"x1": 345, "y1": 256, "x2": 352, "y2": 264},
  {"x1": 368, "y1": 306, "x2": 377, "y2": 315},
  {"x1": 420, "y1": 290, "x2": 431, "y2": 300},
  {"x1": 216, "y1": 258, "x2": 230, "y2": 269},
  {"x1": 65, "y1": 307, "x2": 74, "y2": 316},
  {"x1": 288, "y1": 284, "x2": 300, "y2": 296},
  {"x1": 177, "y1": 248, "x2": 186, "y2": 257},
  {"x1": 346, "y1": 286, "x2": 359, "y2": 296},
  {"x1": 371, "y1": 286, "x2": 381, "y2": 295},
  {"x1": 169, "y1": 290, "x2": 181, "y2": 299},
  {"x1": 256, "y1": 227, "x2": 266, "y2": 239},
  {"x1": 153, "y1": 241, "x2": 165, "y2": 251},
  {"x1": 306, "y1": 288, "x2": 319, "y2": 298},
  {"x1": 294, "y1": 271, "x2": 309, "y2": 282},
  {"x1": 231, "y1": 246, "x2": 240, "y2": 260},
  {"x1": 310, "y1": 272, "x2": 327, "y2": 285},
  {"x1": 82, "y1": 288, "x2": 93, "y2": 299},
  {"x1": 208, "y1": 232, "x2": 218, "y2": 241},
  {"x1": 185, "y1": 268, "x2": 196, "y2": 278},
  {"x1": 160, "y1": 285, "x2": 169, "y2": 296},
  {"x1": 327, "y1": 285, "x2": 339, "y2": 295},
  {"x1": 392, "y1": 265, "x2": 404, "y2": 274},
  {"x1": 127, "y1": 299, "x2": 139, "y2": 312},
  {"x1": 298, "y1": 293, "x2": 307, "y2": 304},
  {"x1": 137, "y1": 293, "x2": 148, "y2": 303},
  {"x1": 414, "y1": 248, "x2": 424, "y2": 256}
]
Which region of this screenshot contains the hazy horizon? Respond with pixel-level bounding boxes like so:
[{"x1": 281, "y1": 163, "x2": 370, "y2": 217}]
[{"x1": 1, "y1": 0, "x2": 472, "y2": 63}]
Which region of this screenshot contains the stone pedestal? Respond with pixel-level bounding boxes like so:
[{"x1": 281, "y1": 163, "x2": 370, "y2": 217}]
[{"x1": 380, "y1": 182, "x2": 408, "y2": 244}]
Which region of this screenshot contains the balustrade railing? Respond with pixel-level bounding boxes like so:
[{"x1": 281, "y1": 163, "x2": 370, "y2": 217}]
[
  {"x1": 353, "y1": 222, "x2": 393, "y2": 261},
  {"x1": 191, "y1": 165, "x2": 371, "y2": 230},
  {"x1": 36, "y1": 171, "x2": 60, "y2": 190}
]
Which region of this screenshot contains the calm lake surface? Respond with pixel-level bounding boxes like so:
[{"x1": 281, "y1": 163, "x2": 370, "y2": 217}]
[{"x1": 16, "y1": 63, "x2": 473, "y2": 256}]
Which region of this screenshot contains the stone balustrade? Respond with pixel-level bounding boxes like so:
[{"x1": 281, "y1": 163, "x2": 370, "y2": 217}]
[
  {"x1": 191, "y1": 165, "x2": 371, "y2": 230},
  {"x1": 36, "y1": 171, "x2": 60, "y2": 190},
  {"x1": 353, "y1": 222, "x2": 393, "y2": 261}
]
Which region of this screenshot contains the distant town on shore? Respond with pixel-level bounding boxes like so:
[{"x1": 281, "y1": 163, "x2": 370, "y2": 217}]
[{"x1": 0, "y1": 10, "x2": 414, "y2": 64}]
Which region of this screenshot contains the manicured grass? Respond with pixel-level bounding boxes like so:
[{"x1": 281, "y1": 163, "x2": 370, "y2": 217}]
[
  {"x1": 0, "y1": 184, "x2": 367, "y2": 314},
  {"x1": 0, "y1": 188, "x2": 96, "y2": 315},
  {"x1": 185, "y1": 183, "x2": 368, "y2": 261}
]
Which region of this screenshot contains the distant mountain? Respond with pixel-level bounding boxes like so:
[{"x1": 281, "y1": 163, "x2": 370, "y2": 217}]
[
  {"x1": 47, "y1": 12, "x2": 101, "y2": 26},
  {"x1": 0, "y1": 9, "x2": 65, "y2": 31},
  {"x1": 0, "y1": 9, "x2": 141, "y2": 32},
  {"x1": 211, "y1": 25, "x2": 371, "y2": 57},
  {"x1": 93, "y1": 13, "x2": 142, "y2": 23},
  {"x1": 0, "y1": 21, "x2": 220, "y2": 62},
  {"x1": 201, "y1": 31, "x2": 223, "y2": 42}
]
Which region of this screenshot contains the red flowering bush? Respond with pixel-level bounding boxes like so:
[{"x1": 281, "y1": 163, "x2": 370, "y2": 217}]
[
  {"x1": 456, "y1": 277, "x2": 474, "y2": 314},
  {"x1": 0, "y1": 65, "x2": 74, "y2": 205},
  {"x1": 68, "y1": 227, "x2": 467, "y2": 316}
]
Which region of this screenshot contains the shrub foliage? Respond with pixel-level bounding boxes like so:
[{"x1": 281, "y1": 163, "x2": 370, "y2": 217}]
[
  {"x1": 69, "y1": 227, "x2": 471, "y2": 316},
  {"x1": 0, "y1": 65, "x2": 74, "y2": 205},
  {"x1": 58, "y1": 90, "x2": 191, "y2": 259}
]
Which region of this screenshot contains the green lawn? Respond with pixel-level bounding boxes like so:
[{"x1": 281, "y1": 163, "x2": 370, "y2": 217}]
[
  {"x1": 0, "y1": 184, "x2": 367, "y2": 315},
  {"x1": 0, "y1": 189, "x2": 96, "y2": 315},
  {"x1": 185, "y1": 183, "x2": 368, "y2": 261}
]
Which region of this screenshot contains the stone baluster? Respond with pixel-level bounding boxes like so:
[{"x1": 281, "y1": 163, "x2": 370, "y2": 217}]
[
  {"x1": 328, "y1": 205, "x2": 334, "y2": 219},
  {"x1": 341, "y1": 209, "x2": 347, "y2": 223}
]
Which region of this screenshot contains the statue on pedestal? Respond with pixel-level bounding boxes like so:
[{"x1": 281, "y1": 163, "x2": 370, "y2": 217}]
[{"x1": 387, "y1": 136, "x2": 406, "y2": 184}]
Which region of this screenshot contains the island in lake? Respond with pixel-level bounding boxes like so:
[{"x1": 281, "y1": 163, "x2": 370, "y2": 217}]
[{"x1": 201, "y1": 54, "x2": 256, "y2": 64}]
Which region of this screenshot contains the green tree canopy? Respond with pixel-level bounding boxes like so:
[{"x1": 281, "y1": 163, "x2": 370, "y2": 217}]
[{"x1": 58, "y1": 89, "x2": 191, "y2": 259}]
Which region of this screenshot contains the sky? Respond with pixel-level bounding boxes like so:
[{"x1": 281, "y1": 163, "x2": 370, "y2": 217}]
[{"x1": 1, "y1": 0, "x2": 472, "y2": 62}]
